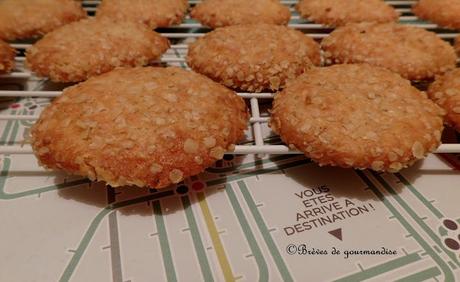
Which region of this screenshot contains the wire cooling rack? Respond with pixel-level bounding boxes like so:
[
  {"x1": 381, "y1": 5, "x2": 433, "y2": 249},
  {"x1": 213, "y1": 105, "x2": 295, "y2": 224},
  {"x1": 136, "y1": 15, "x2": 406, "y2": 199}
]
[{"x1": 0, "y1": 0, "x2": 459, "y2": 156}]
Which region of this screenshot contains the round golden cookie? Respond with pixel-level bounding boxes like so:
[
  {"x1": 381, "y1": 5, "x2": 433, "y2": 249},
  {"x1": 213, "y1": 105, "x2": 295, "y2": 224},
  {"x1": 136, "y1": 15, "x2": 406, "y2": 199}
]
[
  {"x1": 26, "y1": 19, "x2": 169, "y2": 83},
  {"x1": 428, "y1": 69, "x2": 460, "y2": 132},
  {"x1": 187, "y1": 24, "x2": 319, "y2": 92},
  {"x1": 31, "y1": 67, "x2": 249, "y2": 188},
  {"x1": 97, "y1": 0, "x2": 188, "y2": 28},
  {"x1": 321, "y1": 23, "x2": 456, "y2": 81},
  {"x1": 190, "y1": 0, "x2": 291, "y2": 28},
  {"x1": 296, "y1": 0, "x2": 398, "y2": 27},
  {"x1": 0, "y1": 0, "x2": 86, "y2": 41},
  {"x1": 413, "y1": 0, "x2": 460, "y2": 29},
  {"x1": 0, "y1": 40, "x2": 14, "y2": 74},
  {"x1": 270, "y1": 64, "x2": 445, "y2": 172}
]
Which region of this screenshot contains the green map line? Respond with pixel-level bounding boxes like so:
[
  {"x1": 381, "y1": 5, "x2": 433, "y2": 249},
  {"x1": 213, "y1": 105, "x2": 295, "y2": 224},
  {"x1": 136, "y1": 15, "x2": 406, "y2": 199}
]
[
  {"x1": 0, "y1": 157, "x2": 90, "y2": 200},
  {"x1": 7, "y1": 118, "x2": 19, "y2": 146},
  {"x1": 371, "y1": 171, "x2": 460, "y2": 268},
  {"x1": 181, "y1": 196, "x2": 214, "y2": 282},
  {"x1": 225, "y1": 183, "x2": 269, "y2": 282},
  {"x1": 395, "y1": 266, "x2": 441, "y2": 282},
  {"x1": 59, "y1": 190, "x2": 175, "y2": 282},
  {"x1": 334, "y1": 252, "x2": 422, "y2": 282},
  {"x1": 237, "y1": 181, "x2": 293, "y2": 282},
  {"x1": 393, "y1": 173, "x2": 443, "y2": 219},
  {"x1": 355, "y1": 171, "x2": 454, "y2": 281},
  {"x1": 152, "y1": 200, "x2": 178, "y2": 282},
  {"x1": 0, "y1": 112, "x2": 15, "y2": 145},
  {"x1": 107, "y1": 188, "x2": 123, "y2": 282}
]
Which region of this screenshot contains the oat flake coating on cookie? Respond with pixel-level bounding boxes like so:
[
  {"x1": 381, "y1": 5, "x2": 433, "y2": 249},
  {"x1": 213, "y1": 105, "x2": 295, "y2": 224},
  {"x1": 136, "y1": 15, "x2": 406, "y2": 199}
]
[
  {"x1": 190, "y1": 0, "x2": 291, "y2": 28},
  {"x1": 428, "y1": 69, "x2": 460, "y2": 132},
  {"x1": 0, "y1": 0, "x2": 86, "y2": 41},
  {"x1": 97, "y1": 0, "x2": 188, "y2": 28},
  {"x1": 187, "y1": 24, "x2": 319, "y2": 92},
  {"x1": 270, "y1": 64, "x2": 445, "y2": 172},
  {"x1": 296, "y1": 0, "x2": 398, "y2": 27},
  {"x1": 0, "y1": 40, "x2": 15, "y2": 74},
  {"x1": 413, "y1": 0, "x2": 460, "y2": 29},
  {"x1": 321, "y1": 23, "x2": 456, "y2": 81},
  {"x1": 26, "y1": 18, "x2": 169, "y2": 83},
  {"x1": 31, "y1": 67, "x2": 249, "y2": 188}
]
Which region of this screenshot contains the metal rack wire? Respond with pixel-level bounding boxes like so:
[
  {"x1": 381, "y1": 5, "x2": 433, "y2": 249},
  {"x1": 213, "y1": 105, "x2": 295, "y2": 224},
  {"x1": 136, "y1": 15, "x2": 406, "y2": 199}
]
[{"x1": 0, "y1": 0, "x2": 459, "y2": 156}]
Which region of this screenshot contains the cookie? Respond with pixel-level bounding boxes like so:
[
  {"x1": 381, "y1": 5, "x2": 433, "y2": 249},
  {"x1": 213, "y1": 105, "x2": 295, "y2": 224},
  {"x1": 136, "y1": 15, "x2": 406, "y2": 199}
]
[
  {"x1": 97, "y1": 0, "x2": 188, "y2": 28},
  {"x1": 0, "y1": 0, "x2": 86, "y2": 41},
  {"x1": 31, "y1": 67, "x2": 249, "y2": 188},
  {"x1": 187, "y1": 24, "x2": 319, "y2": 92},
  {"x1": 270, "y1": 64, "x2": 444, "y2": 172},
  {"x1": 413, "y1": 0, "x2": 460, "y2": 29},
  {"x1": 26, "y1": 18, "x2": 169, "y2": 83},
  {"x1": 0, "y1": 40, "x2": 15, "y2": 74},
  {"x1": 296, "y1": 0, "x2": 398, "y2": 27},
  {"x1": 321, "y1": 22, "x2": 456, "y2": 80},
  {"x1": 190, "y1": 0, "x2": 291, "y2": 28},
  {"x1": 428, "y1": 69, "x2": 460, "y2": 132}
]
